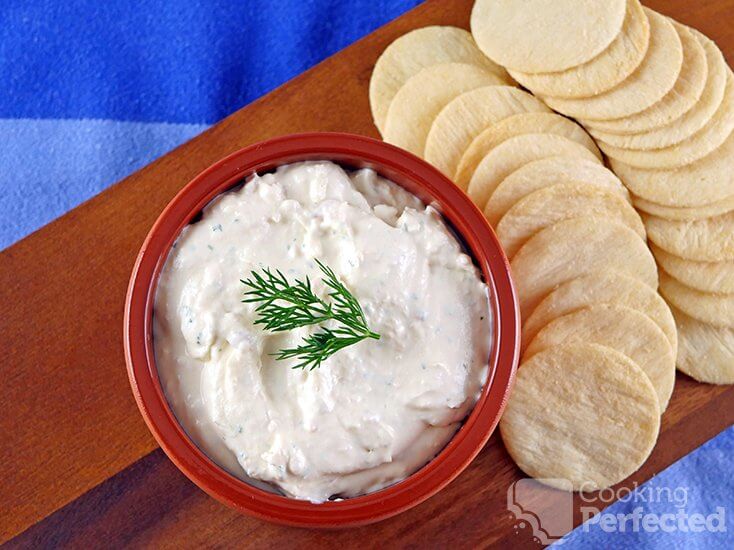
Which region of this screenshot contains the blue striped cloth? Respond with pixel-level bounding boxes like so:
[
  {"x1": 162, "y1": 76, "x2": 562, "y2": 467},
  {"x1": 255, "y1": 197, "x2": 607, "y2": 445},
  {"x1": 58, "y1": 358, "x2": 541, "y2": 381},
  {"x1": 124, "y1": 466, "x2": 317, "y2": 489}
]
[
  {"x1": 1, "y1": 0, "x2": 421, "y2": 248},
  {"x1": 1, "y1": 1, "x2": 731, "y2": 545}
]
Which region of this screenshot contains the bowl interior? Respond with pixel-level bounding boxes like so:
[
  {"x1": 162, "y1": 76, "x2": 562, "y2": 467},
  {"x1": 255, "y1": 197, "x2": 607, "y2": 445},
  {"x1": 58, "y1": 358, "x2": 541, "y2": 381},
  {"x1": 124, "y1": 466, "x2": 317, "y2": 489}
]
[{"x1": 124, "y1": 132, "x2": 520, "y2": 527}]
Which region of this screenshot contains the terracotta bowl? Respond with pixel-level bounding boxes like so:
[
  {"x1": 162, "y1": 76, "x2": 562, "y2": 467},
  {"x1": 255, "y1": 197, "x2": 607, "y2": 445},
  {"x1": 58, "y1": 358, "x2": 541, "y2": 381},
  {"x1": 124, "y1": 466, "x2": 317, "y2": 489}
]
[{"x1": 124, "y1": 132, "x2": 520, "y2": 528}]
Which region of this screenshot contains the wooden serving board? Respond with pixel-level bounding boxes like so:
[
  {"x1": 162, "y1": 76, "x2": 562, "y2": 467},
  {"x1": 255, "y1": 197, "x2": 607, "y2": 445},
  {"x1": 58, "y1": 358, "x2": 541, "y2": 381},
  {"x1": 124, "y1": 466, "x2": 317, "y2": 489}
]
[{"x1": 2, "y1": 0, "x2": 733, "y2": 546}]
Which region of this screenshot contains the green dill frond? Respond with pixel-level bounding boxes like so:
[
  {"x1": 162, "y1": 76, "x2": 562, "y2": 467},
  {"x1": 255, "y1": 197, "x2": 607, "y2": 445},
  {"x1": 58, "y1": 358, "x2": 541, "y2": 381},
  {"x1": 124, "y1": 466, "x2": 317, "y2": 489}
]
[{"x1": 242, "y1": 260, "x2": 380, "y2": 369}]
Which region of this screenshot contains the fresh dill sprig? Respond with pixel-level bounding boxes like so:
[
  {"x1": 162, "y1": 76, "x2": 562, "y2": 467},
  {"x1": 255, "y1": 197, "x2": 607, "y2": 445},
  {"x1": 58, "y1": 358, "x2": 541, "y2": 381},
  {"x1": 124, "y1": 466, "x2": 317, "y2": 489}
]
[{"x1": 241, "y1": 260, "x2": 380, "y2": 370}]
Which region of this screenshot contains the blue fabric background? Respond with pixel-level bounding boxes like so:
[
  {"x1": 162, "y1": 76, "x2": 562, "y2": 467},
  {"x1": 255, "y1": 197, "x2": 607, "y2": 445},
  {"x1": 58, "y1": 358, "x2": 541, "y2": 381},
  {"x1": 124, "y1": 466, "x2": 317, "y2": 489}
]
[
  {"x1": 559, "y1": 426, "x2": 733, "y2": 548},
  {"x1": 0, "y1": 0, "x2": 421, "y2": 249},
  {"x1": 1, "y1": 1, "x2": 731, "y2": 546}
]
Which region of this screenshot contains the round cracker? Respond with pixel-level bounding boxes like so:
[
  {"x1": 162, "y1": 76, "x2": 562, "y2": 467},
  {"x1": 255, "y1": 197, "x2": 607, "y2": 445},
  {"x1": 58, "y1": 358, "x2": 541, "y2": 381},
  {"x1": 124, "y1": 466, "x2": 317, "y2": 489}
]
[
  {"x1": 611, "y1": 129, "x2": 734, "y2": 207},
  {"x1": 633, "y1": 194, "x2": 734, "y2": 221},
  {"x1": 525, "y1": 304, "x2": 675, "y2": 412},
  {"x1": 496, "y1": 184, "x2": 645, "y2": 258},
  {"x1": 598, "y1": 71, "x2": 734, "y2": 169},
  {"x1": 659, "y1": 270, "x2": 734, "y2": 328},
  {"x1": 651, "y1": 243, "x2": 734, "y2": 294},
  {"x1": 470, "y1": 0, "x2": 627, "y2": 74},
  {"x1": 589, "y1": 32, "x2": 727, "y2": 147},
  {"x1": 369, "y1": 26, "x2": 511, "y2": 133},
  {"x1": 543, "y1": 10, "x2": 683, "y2": 121},
  {"x1": 672, "y1": 306, "x2": 734, "y2": 385},
  {"x1": 454, "y1": 112, "x2": 601, "y2": 188},
  {"x1": 424, "y1": 86, "x2": 549, "y2": 179},
  {"x1": 383, "y1": 63, "x2": 505, "y2": 155},
  {"x1": 643, "y1": 210, "x2": 734, "y2": 262},
  {"x1": 586, "y1": 24, "x2": 708, "y2": 136},
  {"x1": 511, "y1": 217, "x2": 658, "y2": 318},
  {"x1": 466, "y1": 134, "x2": 601, "y2": 209},
  {"x1": 522, "y1": 270, "x2": 678, "y2": 355},
  {"x1": 508, "y1": 0, "x2": 650, "y2": 99},
  {"x1": 500, "y1": 343, "x2": 660, "y2": 491},
  {"x1": 484, "y1": 157, "x2": 629, "y2": 225}
]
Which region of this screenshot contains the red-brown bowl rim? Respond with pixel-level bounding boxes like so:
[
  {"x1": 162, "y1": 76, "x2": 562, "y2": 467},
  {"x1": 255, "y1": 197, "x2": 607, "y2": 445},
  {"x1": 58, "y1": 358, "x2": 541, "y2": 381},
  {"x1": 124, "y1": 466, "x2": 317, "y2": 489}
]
[{"x1": 124, "y1": 132, "x2": 520, "y2": 528}]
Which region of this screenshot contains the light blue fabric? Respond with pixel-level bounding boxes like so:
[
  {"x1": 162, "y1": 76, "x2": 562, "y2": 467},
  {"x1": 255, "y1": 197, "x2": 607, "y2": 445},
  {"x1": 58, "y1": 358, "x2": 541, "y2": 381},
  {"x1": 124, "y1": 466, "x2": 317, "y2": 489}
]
[
  {"x1": 1, "y1": 1, "x2": 732, "y2": 546},
  {"x1": 0, "y1": 0, "x2": 422, "y2": 248},
  {"x1": 559, "y1": 426, "x2": 733, "y2": 548},
  {"x1": 0, "y1": 118, "x2": 208, "y2": 249}
]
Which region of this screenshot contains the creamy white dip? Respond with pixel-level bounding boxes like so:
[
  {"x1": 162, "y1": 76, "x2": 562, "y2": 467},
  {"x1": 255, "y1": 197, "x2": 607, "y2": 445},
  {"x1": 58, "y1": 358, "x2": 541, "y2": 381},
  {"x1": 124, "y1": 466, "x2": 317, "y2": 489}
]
[{"x1": 154, "y1": 161, "x2": 492, "y2": 502}]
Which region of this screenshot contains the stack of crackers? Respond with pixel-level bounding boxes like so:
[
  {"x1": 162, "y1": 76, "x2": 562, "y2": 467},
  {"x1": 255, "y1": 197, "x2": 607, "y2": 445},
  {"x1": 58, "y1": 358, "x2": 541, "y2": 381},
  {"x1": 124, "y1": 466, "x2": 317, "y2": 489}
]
[{"x1": 369, "y1": 0, "x2": 733, "y2": 492}]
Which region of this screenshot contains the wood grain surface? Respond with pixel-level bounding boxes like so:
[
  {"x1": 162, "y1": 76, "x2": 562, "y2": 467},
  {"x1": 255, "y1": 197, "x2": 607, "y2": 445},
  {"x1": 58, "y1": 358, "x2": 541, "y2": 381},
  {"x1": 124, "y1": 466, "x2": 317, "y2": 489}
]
[{"x1": 2, "y1": 0, "x2": 733, "y2": 547}]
